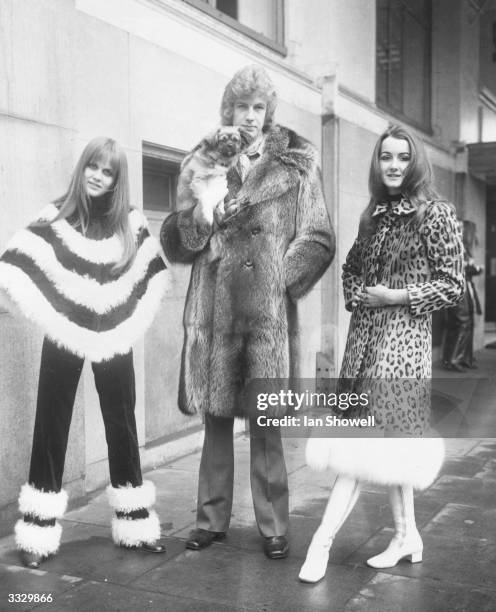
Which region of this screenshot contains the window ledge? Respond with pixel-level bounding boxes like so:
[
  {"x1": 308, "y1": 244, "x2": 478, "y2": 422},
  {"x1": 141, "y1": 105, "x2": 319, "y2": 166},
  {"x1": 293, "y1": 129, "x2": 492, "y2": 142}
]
[
  {"x1": 182, "y1": 0, "x2": 286, "y2": 55},
  {"x1": 137, "y1": 0, "x2": 306, "y2": 79},
  {"x1": 79, "y1": 0, "x2": 317, "y2": 95},
  {"x1": 144, "y1": 209, "x2": 170, "y2": 222},
  {"x1": 143, "y1": 141, "x2": 186, "y2": 164}
]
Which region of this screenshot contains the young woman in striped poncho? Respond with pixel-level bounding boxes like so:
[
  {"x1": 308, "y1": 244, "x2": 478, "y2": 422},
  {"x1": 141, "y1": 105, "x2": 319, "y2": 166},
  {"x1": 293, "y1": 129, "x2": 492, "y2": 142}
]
[{"x1": 0, "y1": 137, "x2": 169, "y2": 568}]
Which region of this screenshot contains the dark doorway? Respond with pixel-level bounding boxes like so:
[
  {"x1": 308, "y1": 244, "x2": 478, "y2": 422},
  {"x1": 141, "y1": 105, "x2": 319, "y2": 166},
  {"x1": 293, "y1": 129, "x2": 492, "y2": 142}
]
[{"x1": 485, "y1": 186, "x2": 496, "y2": 322}]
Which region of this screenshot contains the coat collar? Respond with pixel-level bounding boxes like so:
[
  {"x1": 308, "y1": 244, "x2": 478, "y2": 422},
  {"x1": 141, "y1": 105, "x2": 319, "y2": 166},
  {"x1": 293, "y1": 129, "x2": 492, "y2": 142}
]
[
  {"x1": 262, "y1": 124, "x2": 318, "y2": 174},
  {"x1": 372, "y1": 198, "x2": 416, "y2": 218},
  {"x1": 224, "y1": 125, "x2": 320, "y2": 221}
]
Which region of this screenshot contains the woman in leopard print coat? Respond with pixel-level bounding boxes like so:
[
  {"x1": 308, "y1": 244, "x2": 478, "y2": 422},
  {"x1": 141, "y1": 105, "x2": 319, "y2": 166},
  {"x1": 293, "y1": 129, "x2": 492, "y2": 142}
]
[{"x1": 299, "y1": 125, "x2": 464, "y2": 583}]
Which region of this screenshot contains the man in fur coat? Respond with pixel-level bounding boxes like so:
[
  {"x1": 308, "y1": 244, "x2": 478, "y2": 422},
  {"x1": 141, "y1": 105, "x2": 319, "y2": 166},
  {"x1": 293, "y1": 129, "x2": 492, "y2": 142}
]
[{"x1": 160, "y1": 65, "x2": 335, "y2": 559}]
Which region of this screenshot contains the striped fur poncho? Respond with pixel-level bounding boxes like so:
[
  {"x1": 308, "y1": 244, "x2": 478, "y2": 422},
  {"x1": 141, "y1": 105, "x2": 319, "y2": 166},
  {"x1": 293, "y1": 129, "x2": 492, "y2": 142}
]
[{"x1": 0, "y1": 204, "x2": 168, "y2": 362}]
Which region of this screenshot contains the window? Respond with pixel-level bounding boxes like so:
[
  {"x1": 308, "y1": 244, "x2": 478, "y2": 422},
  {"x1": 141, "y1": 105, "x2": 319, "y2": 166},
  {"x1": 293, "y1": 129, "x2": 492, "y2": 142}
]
[
  {"x1": 183, "y1": 0, "x2": 285, "y2": 53},
  {"x1": 142, "y1": 143, "x2": 184, "y2": 214},
  {"x1": 376, "y1": 0, "x2": 432, "y2": 131},
  {"x1": 216, "y1": 0, "x2": 237, "y2": 20},
  {"x1": 479, "y1": 10, "x2": 496, "y2": 98}
]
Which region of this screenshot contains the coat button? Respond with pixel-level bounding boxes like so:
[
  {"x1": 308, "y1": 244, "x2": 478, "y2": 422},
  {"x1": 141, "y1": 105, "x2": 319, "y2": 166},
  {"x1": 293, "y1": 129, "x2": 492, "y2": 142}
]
[
  {"x1": 251, "y1": 227, "x2": 261, "y2": 236},
  {"x1": 245, "y1": 260, "x2": 254, "y2": 268}
]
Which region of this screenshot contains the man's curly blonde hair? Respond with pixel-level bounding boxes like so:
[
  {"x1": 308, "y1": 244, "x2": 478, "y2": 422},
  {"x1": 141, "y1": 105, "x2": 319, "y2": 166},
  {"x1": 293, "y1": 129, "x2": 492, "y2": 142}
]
[{"x1": 220, "y1": 65, "x2": 277, "y2": 130}]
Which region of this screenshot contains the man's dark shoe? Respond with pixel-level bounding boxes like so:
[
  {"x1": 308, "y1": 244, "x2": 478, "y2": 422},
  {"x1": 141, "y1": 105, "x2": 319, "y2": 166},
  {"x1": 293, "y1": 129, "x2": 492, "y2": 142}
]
[
  {"x1": 460, "y1": 361, "x2": 478, "y2": 370},
  {"x1": 264, "y1": 536, "x2": 289, "y2": 559},
  {"x1": 186, "y1": 528, "x2": 226, "y2": 550},
  {"x1": 443, "y1": 362, "x2": 466, "y2": 373}
]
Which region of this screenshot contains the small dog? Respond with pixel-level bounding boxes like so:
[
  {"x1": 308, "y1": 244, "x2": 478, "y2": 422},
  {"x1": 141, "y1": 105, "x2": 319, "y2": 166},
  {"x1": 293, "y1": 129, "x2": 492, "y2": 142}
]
[{"x1": 176, "y1": 126, "x2": 245, "y2": 211}]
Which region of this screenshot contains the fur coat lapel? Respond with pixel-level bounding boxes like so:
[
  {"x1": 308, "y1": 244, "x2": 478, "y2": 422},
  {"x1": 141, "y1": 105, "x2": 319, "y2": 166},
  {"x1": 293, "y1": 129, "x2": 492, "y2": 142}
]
[{"x1": 226, "y1": 125, "x2": 319, "y2": 212}]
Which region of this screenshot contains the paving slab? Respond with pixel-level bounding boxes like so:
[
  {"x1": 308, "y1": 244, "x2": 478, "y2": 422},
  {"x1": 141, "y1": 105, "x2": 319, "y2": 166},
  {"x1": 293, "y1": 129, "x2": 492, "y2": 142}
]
[
  {"x1": 42, "y1": 535, "x2": 184, "y2": 586},
  {"x1": 439, "y1": 455, "x2": 488, "y2": 477},
  {"x1": 345, "y1": 528, "x2": 496, "y2": 591},
  {"x1": 0, "y1": 535, "x2": 16, "y2": 564},
  {"x1": 443, "y1": 439, "x2": 480, "y2": 458},
  {"x1": 475, "y1": 459, "x2": 496, "y2": 480},
  {"x1": 31, "y1": 580, "x2": 249, "y2": 612},
  {"x1": 287, "y1": 514, "x2": 382, "y2": 564},
  {"x1": 131, "y1": 544, "x2": 376, "y2": 612},
  {"x1": 64, "y1": 469, "x2": 199, "y2": 537},
  {"x1": 345, "y1": 573, "x2": 496, "y2": 612},
  {"x1": 422, "y1": 502, "x2": 496, "y2": 542},
  {"x1": 424, "y1": 473, "x2": 496, "y2": 506},
  {"x1": 62, "y1": 490, "x2": 114, "y2": 528},
  {"x1": 160, "y1": 453, "x2": 202, "y2": 473},
  {"x1": 0, "y1": 563, "x2": 82, "y2": 612},
  {"x1": 466, "y1": 440, "x2": 496, "y2": 461},
  {"x1": 170, "y1": 513, "x2": 380, "y2": 564},
  {"x1": 0, "y1": 523, "x2": 185, "y2": 587}
]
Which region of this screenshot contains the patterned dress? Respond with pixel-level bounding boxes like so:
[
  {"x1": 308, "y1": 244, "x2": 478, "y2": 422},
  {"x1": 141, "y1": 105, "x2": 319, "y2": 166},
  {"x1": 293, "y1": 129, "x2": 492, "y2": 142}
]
[
  {"x1": 339, "y1": 198, "x2": 464, "y2": 435},
  {"x1": 305, "y1": 198, "x2": 465, "y2": 489}
]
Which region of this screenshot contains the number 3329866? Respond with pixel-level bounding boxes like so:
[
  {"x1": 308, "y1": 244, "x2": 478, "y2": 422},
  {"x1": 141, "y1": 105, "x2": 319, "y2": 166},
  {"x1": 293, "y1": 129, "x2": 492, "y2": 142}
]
[{"x1": 8, "y1": 593, "x2": 53, "y2": 603}]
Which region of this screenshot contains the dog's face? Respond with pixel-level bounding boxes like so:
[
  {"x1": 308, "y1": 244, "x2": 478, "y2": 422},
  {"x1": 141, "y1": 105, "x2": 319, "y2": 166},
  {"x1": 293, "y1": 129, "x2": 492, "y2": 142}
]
[{"x1": 204, "y1": 127, "x2": 244, "y2": 162}]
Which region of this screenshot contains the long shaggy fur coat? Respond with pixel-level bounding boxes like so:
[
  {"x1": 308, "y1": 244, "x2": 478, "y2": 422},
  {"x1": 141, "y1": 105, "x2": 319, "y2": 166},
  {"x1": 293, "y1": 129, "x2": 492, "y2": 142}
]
[{"x1": 161, "y1": 125, "x2": 335, "y2": 418}]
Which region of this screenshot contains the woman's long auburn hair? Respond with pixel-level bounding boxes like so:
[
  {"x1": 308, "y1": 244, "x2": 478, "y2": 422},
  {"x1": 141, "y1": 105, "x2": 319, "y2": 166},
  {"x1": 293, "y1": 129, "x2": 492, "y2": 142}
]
[
  {"x1": 51, "y1": 137, "x2": 136, "y2": 272},
  {"x1": 359, "y1": 125, "x2": 440, "y2": 236}
]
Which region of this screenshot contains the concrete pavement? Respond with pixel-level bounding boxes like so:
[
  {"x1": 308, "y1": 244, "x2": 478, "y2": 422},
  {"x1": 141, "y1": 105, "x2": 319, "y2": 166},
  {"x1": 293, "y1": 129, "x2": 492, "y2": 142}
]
[{"x1": 1, "y1": 350, "x2": 496, "y2": 611}]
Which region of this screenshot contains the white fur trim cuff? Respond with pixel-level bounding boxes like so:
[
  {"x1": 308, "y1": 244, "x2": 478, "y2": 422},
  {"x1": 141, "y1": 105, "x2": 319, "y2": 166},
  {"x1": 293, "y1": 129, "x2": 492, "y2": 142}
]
[
  {"x1": 306, "y1": 437, "x2": 445, "y2": 490},
  {"x1": 18, "y1": 484, "x2": 68, "y2": 520},
  {"x1": 15, "y1": 519, "x2": 62, "y2": 556},
  {"x1": 106, "y1": 480, "x2": 156, "y2": 512},
  {"x1": 111, "y1": 509, "x2": 161, "y2": 547}
]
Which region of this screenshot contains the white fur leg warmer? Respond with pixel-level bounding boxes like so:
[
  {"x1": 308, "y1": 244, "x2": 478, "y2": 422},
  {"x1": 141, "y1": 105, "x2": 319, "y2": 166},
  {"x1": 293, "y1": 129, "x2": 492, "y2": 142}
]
[
  {"x1": 18, "y1": 483, "x2": 68, "y2": 520},
  {"x1": 107, "y1": 481, "x2": 161, "y2": 546},
  {"x1": 15, "y1": 519, "x2": 62, "y2": 556},
  {"x1": 106, "y1": 480, "x2": 156, "y2": 512},
  {"x1": 305, "y1": 437, "x2": 445, "y2": 490},
  {"x1": 111, "y1": 509, "x2": 161, "y2": 547}
]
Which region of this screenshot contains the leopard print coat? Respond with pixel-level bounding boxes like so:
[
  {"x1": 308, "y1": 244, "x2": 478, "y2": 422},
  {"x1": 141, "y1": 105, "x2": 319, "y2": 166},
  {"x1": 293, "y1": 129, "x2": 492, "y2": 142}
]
[{"x1": 339, "y1": 199, "x2": 464, "y2": 435}]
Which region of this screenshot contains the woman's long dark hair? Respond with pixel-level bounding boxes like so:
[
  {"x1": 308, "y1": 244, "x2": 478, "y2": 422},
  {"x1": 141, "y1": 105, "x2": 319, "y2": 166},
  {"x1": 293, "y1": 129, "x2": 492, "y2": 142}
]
[
  {"x1": 51, "y1": 137, "x2": 136, "y2": 272},
  {"x1": 359, "y1": 125, "x2": 440, "y2": 236}
]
